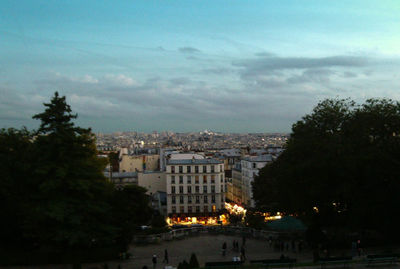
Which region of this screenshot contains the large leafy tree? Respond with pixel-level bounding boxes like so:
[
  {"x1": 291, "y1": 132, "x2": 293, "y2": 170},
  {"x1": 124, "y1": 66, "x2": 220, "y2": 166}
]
[
  {"x1": 26, "y1": 92, "x2": 116, "y2": 248},
  {"x1": 0, "y1": 92, "x2": 153, "y2": 261},
  {"x1": 253, "y1": 98, "x2": 400, "y2": 236},
  {"x1": 0, "y1": 128, "x2": 35, "y2": 248}
]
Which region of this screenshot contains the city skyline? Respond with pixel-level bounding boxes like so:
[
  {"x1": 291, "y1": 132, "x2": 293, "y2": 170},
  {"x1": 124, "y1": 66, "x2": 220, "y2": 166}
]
[{"x1": 1, "y1": 1, "x2": 400, "y2": 133}]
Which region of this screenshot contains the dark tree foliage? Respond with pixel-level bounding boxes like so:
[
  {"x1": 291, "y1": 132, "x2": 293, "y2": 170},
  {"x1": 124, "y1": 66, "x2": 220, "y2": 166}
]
[
  {"x1": 189, "y1": 253, "x2": 200, "y2": 268},
  {"x1": 0, "y1": 92, "x2": 152, "y2": 254},
  {"x1": 27, "y1": 92, "x2": 116, "y2": 248},
  {"x1": 0, "y1": 128, "x2": 35, "y2": 248},
  {"x1": 253, "y1": 98, "x2": 400, "y2": 238},
  {"x1": 111, "y1": 185, "x2": 152, "y2": 245}
]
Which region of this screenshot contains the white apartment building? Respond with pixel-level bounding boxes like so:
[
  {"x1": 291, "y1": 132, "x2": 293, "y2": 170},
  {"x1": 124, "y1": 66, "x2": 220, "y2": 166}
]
[
  {"x1": 241, "y1": 154, "x2": 273, "y2": 207},
  {"x1": 166, "y1": 159, "x2": 225, "y2": 220}
]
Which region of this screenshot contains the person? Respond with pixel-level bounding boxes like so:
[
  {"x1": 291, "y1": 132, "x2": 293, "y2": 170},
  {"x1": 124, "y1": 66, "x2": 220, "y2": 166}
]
[
  {"x1": 163, "y1": 249, "x2": 169, "y2": 264},
  {"x1": 222, "y1": 242, "x2": 227, "y2": 256},
  {"x1": 240, "y1": 245, "x2": 246, "y2": 261},
  {"x1": 152, "y1": 254, "x2": 157, "y2": 269}
]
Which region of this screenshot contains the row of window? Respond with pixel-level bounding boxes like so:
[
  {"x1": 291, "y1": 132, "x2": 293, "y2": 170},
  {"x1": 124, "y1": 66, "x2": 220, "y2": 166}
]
[
  {"x1": 171, "y1": 195, "x2": 217, "y2": 204},
  {"x1": 171, "y1": 205, "x2": 217, "y2": 213},
  {"x1": 170, "y1": 165, "x2": 223, "y2": 173},
  {"x1": 171, "y1": 185, "x2": 217, "y2": 194},
  {"x1": 170, "y1": 175, "x2": 224, "y2": 184}
]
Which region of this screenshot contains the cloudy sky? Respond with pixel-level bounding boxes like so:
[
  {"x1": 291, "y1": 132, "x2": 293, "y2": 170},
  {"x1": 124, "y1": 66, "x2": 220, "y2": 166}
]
[{"x1": 1, "y1": 1, "x2": 400, "y2": 133}]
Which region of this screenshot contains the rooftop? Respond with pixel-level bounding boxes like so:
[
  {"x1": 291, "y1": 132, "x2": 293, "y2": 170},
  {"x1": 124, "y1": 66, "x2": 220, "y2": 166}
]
[
  {"x1": 167, "y1": 158, "x2": 222, "y2": 165},
  {"x1": 243, "y1": 154, "x2": 273, "y2": 162}
]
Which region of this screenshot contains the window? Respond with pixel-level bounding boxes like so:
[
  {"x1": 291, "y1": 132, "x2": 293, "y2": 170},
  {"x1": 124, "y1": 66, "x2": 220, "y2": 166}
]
[
  {"x1": 179, "y1": 166, "x2": 183, "y2": 173},
  {"x1": 212, "y1": 195, "x2": 216, "y2": 203},
  {"x1": 187, "y1": 166, "x2": 191, "y2": 173},
  {"x1": 172, "y1": 196, "x2": 176, "y2": 204},
  {"x1": 195, "y1": 175, "x2": 199, "y2": 184},
  {"x1": 253, "y1": 162, "x2": 256, "y2": 169},
  {"x1": 195, "y1": 166, "x2": 199, "y2": 173},
  {"x1": 180, "y1": 206, "x2": 184, "y2": 213},
  {"x1": 195, "y1": 186, "x2": 200, "y2": 193},
  {"x1": 211, "y1": 175, "x2": 215, "y2": 183},
  {"x1": 171, "y1": 186, "x2": 175, "y2": 194},
  {"x1": 203, "y1": 165, "x2": 207, "y2": 173},
  {"x1": 204, "y1": 196, "x2": 208, "y2": 203},
  {"x1": 188, "y1": 206, "x2": 192, "y2": 213},
  {"x1": 203, "y1": 185, "x2": 207, "y2": 193},
  {"x1": 203, "y1": 175, "x2": 207, "y2": 184},
  {"x1": 172, "y1": 206, "x2": 176, "y2": 213},
  {"x1": 188, "y1": 196, "x2": 192, "y2": 204},
  {"x1": 212, "y1": 205, "x2": 216, "y2": 212},
  {"x1": 220, "y1": 165, "x2": 223, "y2": 172},
  {"x1": 179, "y1": 186, "x2": 184, "y2": 194},
  {"x1": 187, "y1": 175, "x2": 191, "y2": 184},
  {"x1": 171, "y1": 176, "x2": 175, "y2": 184},
  {"x1": 179, "y1": 196, "x2": 184, "y2": 204},
  {"x1": 196, "y1": 206, "x2": 200, "y2": 212},
  {"x1": 211, "y1": 165, "x2": 215, "y2": 173},
  {"x1": 187, "y1": 186, "x2": 192, "y2": 193},
  {"x1": 196, "y1": 196, "x2": 200, "y2": 203},
  {"x1": 204, "y1": 205, "x2": 208, "y2": 212},
  {"x1": 171, "y1": 166, "x2": 175, "y2": 173},
  {"x1": 179, "y1": 176, "x2": 183, "y2": 184},
  {"x1": 211, "y1": 185, "x2": 215, "y2": 193}
]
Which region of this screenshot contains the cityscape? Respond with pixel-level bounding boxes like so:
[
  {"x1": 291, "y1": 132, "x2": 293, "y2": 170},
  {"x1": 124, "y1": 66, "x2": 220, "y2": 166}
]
[{"x1": 1, "y1": 1, "x2": 400, "y2": 269}]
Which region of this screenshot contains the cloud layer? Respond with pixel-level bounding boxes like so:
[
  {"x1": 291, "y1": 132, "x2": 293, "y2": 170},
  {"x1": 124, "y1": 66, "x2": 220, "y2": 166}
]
[{"x1": 1, "y1": 52, "x2": 399, "y2": 133}]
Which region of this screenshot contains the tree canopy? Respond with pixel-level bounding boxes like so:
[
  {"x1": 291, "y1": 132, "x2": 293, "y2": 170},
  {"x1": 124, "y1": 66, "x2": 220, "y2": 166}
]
[
  {"x1": 0, "y1": 92, "x2": 152, "y2": 254},
  {"x1": 253, "y1": 98, "x2": 400, "y2": 237}
]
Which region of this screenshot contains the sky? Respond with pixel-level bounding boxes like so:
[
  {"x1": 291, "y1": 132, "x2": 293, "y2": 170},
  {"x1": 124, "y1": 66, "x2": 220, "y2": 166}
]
[{"x1": 1, "y1": 0, "x2": 400, "y2": 133}]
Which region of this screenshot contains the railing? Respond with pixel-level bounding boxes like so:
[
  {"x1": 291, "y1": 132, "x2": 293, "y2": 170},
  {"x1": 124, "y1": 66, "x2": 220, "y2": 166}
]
[{"x1": 132, "y1": 226, "x2": 284, "y2": 244}]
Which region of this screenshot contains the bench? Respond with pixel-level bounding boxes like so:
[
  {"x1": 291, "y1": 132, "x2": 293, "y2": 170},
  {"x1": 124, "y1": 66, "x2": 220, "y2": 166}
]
[
  {"x1": 366, "y1": 254, "x2": 398, "y2": 266},
  {"x1": 318, "y1": 256, "x2": 352, "y2": 269},
  {"x1": 250, "y1": 258, "x2": 297, "y2": 268},
  {"x1": 204, "y1": 261, "x2": 244, "y2": 268}
]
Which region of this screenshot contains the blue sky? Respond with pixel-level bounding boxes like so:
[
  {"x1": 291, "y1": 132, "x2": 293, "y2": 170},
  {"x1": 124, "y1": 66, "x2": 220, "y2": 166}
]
[{"x1": 1, "y1": 1, "x2": 400, "y2": 133}]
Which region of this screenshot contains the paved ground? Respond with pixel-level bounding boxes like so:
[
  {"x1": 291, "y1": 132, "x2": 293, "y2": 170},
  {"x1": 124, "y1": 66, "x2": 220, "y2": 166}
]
[
  {"x1": 3, "y1": 234, "x2": 399, "y2": 269},
  {"x1": 85, "y1": 233, "x2": 318, "y2": 269}
]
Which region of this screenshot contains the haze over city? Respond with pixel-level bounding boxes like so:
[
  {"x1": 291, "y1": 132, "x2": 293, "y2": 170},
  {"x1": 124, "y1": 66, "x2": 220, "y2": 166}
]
[{"x1": 1, "y1": 1, "x2": 400, "y2": 133}]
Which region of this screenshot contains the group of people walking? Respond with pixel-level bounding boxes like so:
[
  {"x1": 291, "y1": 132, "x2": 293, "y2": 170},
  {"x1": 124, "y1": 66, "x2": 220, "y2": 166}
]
[
  {"x1": 270, "y1": 238, "x2": 303, "y2": 253},
  {"x1": 222, "y1": 235, "x2": 247, "y2": 261}
]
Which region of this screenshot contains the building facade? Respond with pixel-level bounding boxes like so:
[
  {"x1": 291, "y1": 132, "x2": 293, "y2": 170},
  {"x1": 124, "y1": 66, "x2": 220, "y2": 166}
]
[
  {"x1": 241, "y1": 154, "x2": 273, "y2": 207},
  {"x1": 166, "y1": 159, "x2": 225, "y2": 221},
  {"x1": 119, "y1": 154, "x2": 160, "y2": 172}
]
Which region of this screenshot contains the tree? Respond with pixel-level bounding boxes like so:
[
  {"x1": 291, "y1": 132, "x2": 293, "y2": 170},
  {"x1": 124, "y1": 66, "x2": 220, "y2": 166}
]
[
  {"x1": 26, "y1": 92, "x2": 117, "y2": 248},
  {"x1": 0, "y1": 128, "x2": 34, "y2": 248},
  {"x1": 253, "y1": 98, "x2": 400, "y2": 239},
  {"x1": 111, "y1": 185, "x2": 152, "y2": 246},
  {"x1": 189, "y1": 253, "x2": 200, "y2": 268}
]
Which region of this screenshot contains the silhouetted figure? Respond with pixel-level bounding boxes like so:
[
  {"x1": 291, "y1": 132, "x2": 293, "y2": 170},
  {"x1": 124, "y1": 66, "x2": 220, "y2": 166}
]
[
  {"x1": 222, "y1": 242, "x2": 227, "y2": 256},
  {"x1": 163, "y1": 249, "x2": 169, "y2": 264},
  {"x1": 152, "y1": 254, "x2": 157, "y2": 269},
  {"x1": 240, "y1": 246, "x2": 246, "y2": 261}
]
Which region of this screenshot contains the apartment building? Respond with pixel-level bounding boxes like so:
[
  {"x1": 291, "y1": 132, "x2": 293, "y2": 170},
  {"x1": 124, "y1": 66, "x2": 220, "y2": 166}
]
[
  {"x1": 119, "y1": 154, "x2": 160, "y2": 172},
  {"x1": 241, "y1": 154, "x2": 273, "y2": 207},
  {"x1": 166, "y1": 158, "x2": 225, "y2": 221}
]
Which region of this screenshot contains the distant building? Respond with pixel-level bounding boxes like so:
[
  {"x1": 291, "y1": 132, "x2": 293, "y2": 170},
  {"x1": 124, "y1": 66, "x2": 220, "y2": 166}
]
[
  {"x1": 119, "y1": 154, "x2": 160, "y2": 172},
  {"x1": 106, "y1": 171, "x2": 138, "y2": 189},
  {"x1": 166, "y1": 158, "x2": 225, "y2": 222},
  {"x1": 138, "y1": 171, "x2": 166, "y2": 195},
  {"x1": 231, "y1": 162, "x2": 243, "y2": 205},
  {"x1": 241, "y1": 154, "x2": 273, "y2": 207}
]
